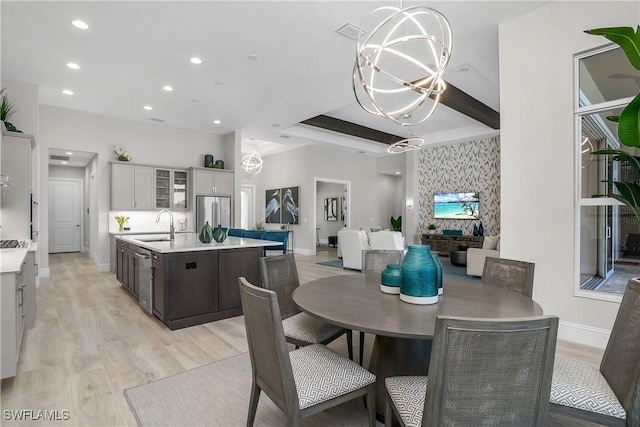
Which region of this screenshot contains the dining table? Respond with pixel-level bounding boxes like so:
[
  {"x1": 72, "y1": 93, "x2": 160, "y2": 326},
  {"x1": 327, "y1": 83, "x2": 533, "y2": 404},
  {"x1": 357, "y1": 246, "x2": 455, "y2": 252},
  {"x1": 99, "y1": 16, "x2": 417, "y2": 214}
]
[{"x1": 292, "y1": 274, "x2": 543, "y2": 417}]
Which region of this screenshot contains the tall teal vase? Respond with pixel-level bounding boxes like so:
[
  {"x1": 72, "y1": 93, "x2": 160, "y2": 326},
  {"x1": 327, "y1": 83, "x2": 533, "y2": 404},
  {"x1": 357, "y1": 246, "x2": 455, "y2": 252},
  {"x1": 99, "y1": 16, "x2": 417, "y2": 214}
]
[
  {"x1": 400, "y1": 245, "x2": 438, "y2": 304},
  {"x1": 431, "y1": 251, "x2": 443, "y2": 295}
]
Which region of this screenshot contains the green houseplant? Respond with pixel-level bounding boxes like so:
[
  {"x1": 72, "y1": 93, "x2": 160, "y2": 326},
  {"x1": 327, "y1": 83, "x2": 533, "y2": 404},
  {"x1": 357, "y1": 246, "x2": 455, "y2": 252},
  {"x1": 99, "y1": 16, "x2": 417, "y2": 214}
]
[
  {"x1": 0, "y1": 88, "x2": 17, "y2": 130},
  {"x1": 391, "y1": 216, "x2": 402, "y2": 232},
  {"x1": 585, "y1": 27, "x2": 640, "y2": 224},
  {"x1": 427, "y1": 223, "x2": 437, "y2": 234}
]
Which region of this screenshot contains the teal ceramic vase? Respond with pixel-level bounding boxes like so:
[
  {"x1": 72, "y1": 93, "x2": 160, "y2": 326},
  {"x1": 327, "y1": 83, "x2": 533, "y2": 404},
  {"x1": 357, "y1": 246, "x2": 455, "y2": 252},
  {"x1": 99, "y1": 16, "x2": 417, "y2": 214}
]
[
  {"x1": 380, "y1": 264, "x2": 401, "y2": 294},
  {"x1": 199, "y1": 221, "x2": 213, "y2": 243},
  {"x1": 400, "y1": 245, "x2": 438, "y2": 304},
  {"x1": 212, "y1": 224, "x2": 227, "y2": 243},
  {"x1": 431, "y1": 251, "x2": 443, "y2": 295}
]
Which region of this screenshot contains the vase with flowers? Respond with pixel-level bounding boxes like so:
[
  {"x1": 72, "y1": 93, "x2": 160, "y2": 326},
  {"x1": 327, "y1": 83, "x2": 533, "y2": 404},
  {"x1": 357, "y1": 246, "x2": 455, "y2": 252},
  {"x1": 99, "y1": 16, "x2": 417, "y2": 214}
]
[
  {"x1": 115, "y1": 215, "x2": 129, "y2": 232},
  {"x1": 115, "y1": 145, "x2": 131, "y2": 162}
]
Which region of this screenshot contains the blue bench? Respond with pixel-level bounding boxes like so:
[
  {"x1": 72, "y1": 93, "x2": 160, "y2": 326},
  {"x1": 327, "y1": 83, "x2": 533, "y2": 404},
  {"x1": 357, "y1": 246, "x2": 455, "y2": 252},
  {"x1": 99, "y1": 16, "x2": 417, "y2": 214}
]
[{"x1": 227, "y1": 228, "x2": 289, "y2": 254}]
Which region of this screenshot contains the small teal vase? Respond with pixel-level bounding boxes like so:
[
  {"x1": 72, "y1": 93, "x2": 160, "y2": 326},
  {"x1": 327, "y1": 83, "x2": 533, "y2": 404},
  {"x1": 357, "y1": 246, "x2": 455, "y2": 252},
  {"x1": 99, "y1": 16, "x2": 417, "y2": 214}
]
[
  {"x1": 400, "y1": 245, "x2": 438, "y2": 304},
  {"x1": 199, "y1": 221, "x2": 213, "y2": 243},
  {"x1": 380, "y1": 264, "x2": 401, "y2": 294},
  {"x1": 212, "y1": 224, "x2": 227, "y2": 243},
  {"x1": 431, "y1": 251, "x2": 443, "y2": 295}
]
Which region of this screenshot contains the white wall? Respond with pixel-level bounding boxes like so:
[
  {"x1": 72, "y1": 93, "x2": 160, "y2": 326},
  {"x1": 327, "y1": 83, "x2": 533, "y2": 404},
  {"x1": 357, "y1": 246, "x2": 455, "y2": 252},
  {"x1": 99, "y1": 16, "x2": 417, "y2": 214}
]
[
  {"x1": 39, "y1": 105, "x2": 226, "y2": 272},
  {"x1": 499, "y1": 1, "x2": 636, "y2": 347}
]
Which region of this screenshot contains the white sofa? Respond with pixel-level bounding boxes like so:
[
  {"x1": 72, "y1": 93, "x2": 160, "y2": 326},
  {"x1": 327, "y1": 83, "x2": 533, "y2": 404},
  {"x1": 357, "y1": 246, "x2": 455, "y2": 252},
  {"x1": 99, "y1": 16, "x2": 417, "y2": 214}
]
[
  {"x1": 338, "y1": 229, "x2": 370, "y2": 270},
  {"x1": 368, "y1": 230, "x2": 405, "y2": 251},
  {"x1": 466, "y1": 235, "x2": 501, "y2": 277}
]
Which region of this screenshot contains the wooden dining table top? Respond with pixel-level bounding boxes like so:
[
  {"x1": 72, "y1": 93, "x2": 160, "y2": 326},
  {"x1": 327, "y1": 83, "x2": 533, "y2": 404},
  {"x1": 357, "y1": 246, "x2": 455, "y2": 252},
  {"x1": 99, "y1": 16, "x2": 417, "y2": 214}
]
[{"x1": 293, "y1": 274, "x2": 543, "y2": 340}]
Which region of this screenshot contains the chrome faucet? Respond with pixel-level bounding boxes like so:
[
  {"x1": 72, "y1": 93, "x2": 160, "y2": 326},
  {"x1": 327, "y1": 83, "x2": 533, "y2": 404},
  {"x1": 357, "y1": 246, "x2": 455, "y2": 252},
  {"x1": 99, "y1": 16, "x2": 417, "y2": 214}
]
[{"x1": 156, "y1": 209, "x2": 175, "y2": 240}]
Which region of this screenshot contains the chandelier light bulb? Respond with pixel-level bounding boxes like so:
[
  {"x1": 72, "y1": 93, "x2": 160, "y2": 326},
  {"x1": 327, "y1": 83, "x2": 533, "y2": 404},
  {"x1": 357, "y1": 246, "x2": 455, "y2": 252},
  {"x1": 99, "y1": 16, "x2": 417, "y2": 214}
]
[{"x1": 353, "y1": 6, "x2": 453, "y2": 127}]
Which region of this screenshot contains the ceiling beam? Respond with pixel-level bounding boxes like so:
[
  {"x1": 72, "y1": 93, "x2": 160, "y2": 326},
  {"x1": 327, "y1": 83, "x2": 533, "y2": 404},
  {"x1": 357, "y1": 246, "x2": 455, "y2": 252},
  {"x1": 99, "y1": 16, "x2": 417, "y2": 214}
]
[
  {"x1": 437, "y1": 82, "x2": 500, "y2": 130},
  {"x1": 300, "y1": 115, "x2": 405, "y2": 145}
]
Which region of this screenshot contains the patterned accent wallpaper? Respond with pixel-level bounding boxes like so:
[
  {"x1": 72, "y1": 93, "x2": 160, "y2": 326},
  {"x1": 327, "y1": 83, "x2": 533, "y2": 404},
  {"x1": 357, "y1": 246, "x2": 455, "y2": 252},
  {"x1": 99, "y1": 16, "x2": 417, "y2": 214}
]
[{"x1": 417, "y1": 136, "x2": 500, "y2": 236}]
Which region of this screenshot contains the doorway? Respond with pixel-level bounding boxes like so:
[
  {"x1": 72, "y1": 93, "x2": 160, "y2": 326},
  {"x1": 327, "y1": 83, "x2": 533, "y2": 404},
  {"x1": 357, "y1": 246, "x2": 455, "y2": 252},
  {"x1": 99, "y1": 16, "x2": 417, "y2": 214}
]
[
  {"x1": 48, "y1": 179, "x2": 82, "y2": 253},
  {"x1": 314, "y1": 178, "x2": 350, "y2": 255},
  {"x1": 240, "y1": 185, "x2": 256, "y2": 229}
]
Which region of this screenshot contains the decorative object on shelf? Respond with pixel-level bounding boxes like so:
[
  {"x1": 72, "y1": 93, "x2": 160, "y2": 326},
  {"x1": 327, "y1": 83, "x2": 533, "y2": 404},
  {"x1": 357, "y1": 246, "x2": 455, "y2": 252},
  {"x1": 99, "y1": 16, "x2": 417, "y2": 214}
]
[
  {"x1": 380, "y1": 263, "x2": 401, "y2": 294},
  {"x1": 478, "y1": 220, "x2": 484, "y2": 236},
  {"x1": 241, "y1": 151, "x2": 263, "y2": 175},
  {"x1": 212, "y1": 224, "x2": 227, "y2": 243},
  {"x1": 391, "y1": 215, "x2": 402, "y2": 232},
  {"x1": 472, "y1": 223, "x2": 479, "y2": 236},
  {"x1": 114, "y1": 215, "x2": 129, "y2": 232},
  {"x1": 177, "y1": 215, "x2": 187, "y2": 231},
  {"x1": 427, "y1": 223, "x2": 437, "y2": 234},
  {"x1": 0, "y1": 88, "x2": 18, "y2": 132},
  {"x1": 204, "y1": 154, "x2": 214, "y2": 168},
  {"x1": 400, "y1": 245, "x2": 438, "y2": 304},
  {"x1": 199, "y1": 221, "x2": 213, "y2": 243},
  {"x1": 431, "y1": 251, "x2": 443, "y2": 295},
  {"x1": 115, "y1": 145, "x2": 131, "y2": 161},
  {"x1": 214, "y1": 160, "x2": 224, "y2": 169},
  {"x1": 353, "y1": 6, "x2": 453, "y2": 127}
]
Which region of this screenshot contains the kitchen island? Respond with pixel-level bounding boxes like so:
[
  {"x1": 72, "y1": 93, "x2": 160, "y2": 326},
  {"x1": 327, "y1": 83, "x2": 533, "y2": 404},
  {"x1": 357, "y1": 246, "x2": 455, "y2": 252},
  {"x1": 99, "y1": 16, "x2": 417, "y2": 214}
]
[{"x1": 116, "y1": 233, "x2": 278, "y2": 330}]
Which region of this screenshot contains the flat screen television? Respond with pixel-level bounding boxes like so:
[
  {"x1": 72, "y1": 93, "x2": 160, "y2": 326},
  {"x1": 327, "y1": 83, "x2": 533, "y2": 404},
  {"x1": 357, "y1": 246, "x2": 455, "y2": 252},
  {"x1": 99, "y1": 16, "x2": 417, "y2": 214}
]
[{"x1": 433, "y1": 192, "x2": 480, "y2": 220}]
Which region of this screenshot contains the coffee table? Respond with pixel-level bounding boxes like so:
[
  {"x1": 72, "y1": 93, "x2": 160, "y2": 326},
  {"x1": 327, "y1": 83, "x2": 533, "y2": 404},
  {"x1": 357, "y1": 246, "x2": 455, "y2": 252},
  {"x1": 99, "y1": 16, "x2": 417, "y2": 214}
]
[{"x1": 292, "y1": 274, "x2": 543, "y2": 416}]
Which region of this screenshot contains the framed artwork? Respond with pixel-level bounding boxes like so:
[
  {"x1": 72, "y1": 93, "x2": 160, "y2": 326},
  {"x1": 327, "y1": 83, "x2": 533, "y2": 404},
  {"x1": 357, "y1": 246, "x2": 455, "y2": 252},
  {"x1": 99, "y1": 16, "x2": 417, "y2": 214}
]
[
  {"x1": 281, "y1": 186, "x2": 299, "y2": 225},
  {"x1": 324, "y1": 197, "x2": 338, "y2": 221},
  {"x1": 265, "y1": 188, "x2": 281, "y2": 223}
]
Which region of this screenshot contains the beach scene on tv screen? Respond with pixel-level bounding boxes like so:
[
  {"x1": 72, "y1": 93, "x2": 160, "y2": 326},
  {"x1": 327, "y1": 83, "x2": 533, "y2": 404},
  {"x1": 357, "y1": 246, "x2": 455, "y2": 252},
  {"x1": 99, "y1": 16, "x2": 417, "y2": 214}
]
[{"x1": 434, "y1": 192, "x2": 480, "y2": 220}]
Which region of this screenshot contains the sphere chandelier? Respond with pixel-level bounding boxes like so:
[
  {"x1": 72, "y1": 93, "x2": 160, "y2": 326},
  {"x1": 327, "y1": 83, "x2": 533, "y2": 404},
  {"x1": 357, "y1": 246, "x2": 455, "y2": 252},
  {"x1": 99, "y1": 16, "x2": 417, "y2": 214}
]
[
  {"x1": 387, "y1": 136, "x2": 424, "y2": 154},
  {"x1": 353, "y1": 6, "x2": 453, "y2": 127},
  {"x1": 241, "y1": 151, "x2": 263, "y2": 175}
]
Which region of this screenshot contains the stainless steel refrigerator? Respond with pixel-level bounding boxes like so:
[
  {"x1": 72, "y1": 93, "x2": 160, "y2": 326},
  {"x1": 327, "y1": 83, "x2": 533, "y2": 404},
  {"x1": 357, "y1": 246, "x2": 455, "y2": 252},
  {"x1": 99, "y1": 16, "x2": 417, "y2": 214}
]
[{"x1": 196, "y1": 196, "x2": 231, "y2": 232}]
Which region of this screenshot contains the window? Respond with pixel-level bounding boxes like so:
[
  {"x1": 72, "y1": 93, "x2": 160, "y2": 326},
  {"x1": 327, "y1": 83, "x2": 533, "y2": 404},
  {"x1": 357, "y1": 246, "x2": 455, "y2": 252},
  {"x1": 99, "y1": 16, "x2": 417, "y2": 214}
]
[{"x1": 576, "y1": 45, "x2": 640, "y2": 299}]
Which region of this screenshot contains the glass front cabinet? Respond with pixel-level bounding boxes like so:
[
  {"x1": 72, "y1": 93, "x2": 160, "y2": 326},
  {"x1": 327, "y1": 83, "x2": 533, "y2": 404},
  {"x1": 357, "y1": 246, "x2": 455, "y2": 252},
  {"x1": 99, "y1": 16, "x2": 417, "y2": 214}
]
[{"x1": 155, "y1": 169, "x2": 188, "y2": 210}]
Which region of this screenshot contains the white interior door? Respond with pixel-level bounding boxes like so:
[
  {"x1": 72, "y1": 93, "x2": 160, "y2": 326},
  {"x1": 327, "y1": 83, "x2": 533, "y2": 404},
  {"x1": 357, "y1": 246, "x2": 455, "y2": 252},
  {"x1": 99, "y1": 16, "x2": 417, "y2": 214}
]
[{"x1": 49, "y1": 179, "x2": 81, "y2": 253}]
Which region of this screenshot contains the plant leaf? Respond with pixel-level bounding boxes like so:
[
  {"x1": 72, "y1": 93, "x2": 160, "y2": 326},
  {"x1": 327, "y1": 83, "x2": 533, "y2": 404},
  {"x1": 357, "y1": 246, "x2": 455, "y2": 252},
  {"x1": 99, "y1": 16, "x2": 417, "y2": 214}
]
[
  {"x1": 606, "y1": 115, "x2": 620, "y2": 123},
  {"x1": 585, "y1": 26, "x2": 640, "y2": 70},
  {"x1": 618, "y1": 92, "x2": 640, "y2": 147}
]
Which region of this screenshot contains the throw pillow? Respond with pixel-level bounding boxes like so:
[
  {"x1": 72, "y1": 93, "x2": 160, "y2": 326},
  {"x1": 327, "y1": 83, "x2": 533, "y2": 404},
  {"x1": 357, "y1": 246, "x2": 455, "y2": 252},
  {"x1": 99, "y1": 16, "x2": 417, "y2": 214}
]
[
  {"x1": 483, "y1": 235, "x2": 500, "y2": 250},
  {"x1": 496, "y1": 239, "x2": 501, "y2": 251}
]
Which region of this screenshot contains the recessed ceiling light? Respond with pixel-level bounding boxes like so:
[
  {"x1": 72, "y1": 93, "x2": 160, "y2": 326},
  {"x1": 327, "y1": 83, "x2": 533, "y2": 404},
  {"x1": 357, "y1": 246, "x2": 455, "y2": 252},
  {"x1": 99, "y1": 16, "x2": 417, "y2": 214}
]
[
  {"x1": 66, "y1": 62, "x2": 80, "y2": 70},
  {"x1": 272, "y1": 123, "x2": 280, "y2": 127},
  {"x1": 394, "y1": 171, "x2": 401, "y2": 175},
  {"x1": 144, "y1": 105, "x2": 153, "y2": 111},
  {"x1": 61, "y1": 161, "x2": 69, "y2": 165},
  {"x1": 213, "y1": 120, "x2": 221, "y2": 125},
  {"x1": 162, "y1": 85, "x2": 173, "y2": 92},
  {"x1": 72, "y1": 20, "x2": 89, "y2": 30},
  {"x1": 65, "y1": 152, "x2": 74, "y2": 155},
  {"x1": 190, "y1": 57, "x2": 202, "y2": 64},
  {"x1": 280, "y1": 134, "x2": 291, "y2": 139},
  {"x1": 214, "y1": 80, "x2": 224, "y2": 85},
  {"x1": 248, "y1": 54, "x2": 259, "y2": 61},
  {"x1": 62, "y1": 89, "x2": 74, "y2": 95}
]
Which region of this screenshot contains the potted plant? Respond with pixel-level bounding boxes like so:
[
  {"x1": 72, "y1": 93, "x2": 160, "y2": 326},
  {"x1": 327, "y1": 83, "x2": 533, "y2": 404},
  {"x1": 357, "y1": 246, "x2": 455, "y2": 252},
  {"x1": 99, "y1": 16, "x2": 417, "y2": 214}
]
[
  {"x1": 427, "y1": 223, "x2": 437, "y2": 234},
  {"x1": 391, "y1": 216, "x2": 402, "y2": 232},
  {"x1": 0, "y1": 88, "x2": 17, "y2": 131}
]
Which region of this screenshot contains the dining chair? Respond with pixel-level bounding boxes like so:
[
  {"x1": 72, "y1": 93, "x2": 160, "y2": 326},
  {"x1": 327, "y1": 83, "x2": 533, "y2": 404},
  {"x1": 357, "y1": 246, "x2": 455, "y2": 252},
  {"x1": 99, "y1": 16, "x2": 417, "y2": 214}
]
[
  {"x1": 239, "y1": 277, "x2": 377, "y2": 427},
  {"x1": 481, "y1": 256, "x2": 535, "y2": 297},
  {"x1": 358, "y1": 249, "x2": 405, "y2": 365},
  {"x1": 549, "y1": 278, "x2": 640, "y2": 427},
  {"x1": 259, "y1": 253, "x2": 354, "y2": 360},
  {"x1": 384, "y1": 315, "x2": 559, "y2": 427}
]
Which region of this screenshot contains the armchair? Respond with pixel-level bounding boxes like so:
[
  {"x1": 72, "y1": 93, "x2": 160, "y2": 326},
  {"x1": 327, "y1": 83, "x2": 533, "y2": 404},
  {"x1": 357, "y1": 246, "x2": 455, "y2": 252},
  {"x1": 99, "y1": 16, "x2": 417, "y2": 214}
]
[
  {"x1": 338, "y1": 230, "x2": 370, "y2": 270},
  {"x1": 368, "y1": 230, "x2": 405, "y2": 251}
]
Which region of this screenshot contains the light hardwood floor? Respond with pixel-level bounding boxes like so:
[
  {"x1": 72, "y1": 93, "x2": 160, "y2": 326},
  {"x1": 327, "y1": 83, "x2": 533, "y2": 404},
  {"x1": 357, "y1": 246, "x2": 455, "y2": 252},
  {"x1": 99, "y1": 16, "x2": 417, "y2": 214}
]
[{"x1": 1, "y1": 249, "x2": 604, "y2": 426}]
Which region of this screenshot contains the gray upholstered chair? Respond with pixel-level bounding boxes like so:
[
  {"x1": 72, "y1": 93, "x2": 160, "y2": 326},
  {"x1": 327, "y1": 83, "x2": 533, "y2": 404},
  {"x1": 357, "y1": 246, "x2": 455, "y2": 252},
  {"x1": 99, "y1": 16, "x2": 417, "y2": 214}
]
[
  {"x1": 550, "y1": 278, "x2": 640, "y2": 426},
  {"x1": 238, "y1": 277, "x2": 376, "y2": 426},
  {"x1": 358, "y1": 249, "x2": 404, "y2": 364},
  {"x1": 481, "y1": 256, "x2": 535, "y2": 297},
  {"x1": 259, "y1": 254, "x2": 354, "y2": 360},
  {"x1": 384, "y1": 315, "x2": 559, "y2": 427}
]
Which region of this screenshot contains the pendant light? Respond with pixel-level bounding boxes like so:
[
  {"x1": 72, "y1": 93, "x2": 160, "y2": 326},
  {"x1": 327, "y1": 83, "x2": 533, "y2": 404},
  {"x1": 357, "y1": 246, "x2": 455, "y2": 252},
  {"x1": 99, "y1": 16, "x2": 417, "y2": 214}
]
[{"x1": 241, "y1": 139, "x2": 263, "y2": 175}]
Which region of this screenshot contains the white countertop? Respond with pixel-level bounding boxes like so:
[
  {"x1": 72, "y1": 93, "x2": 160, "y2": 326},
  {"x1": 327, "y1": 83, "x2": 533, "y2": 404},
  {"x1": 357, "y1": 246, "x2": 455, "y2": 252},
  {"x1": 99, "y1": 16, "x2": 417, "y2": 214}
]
[
  {"x1": 109, "y1": 230, "x2": 194, "y2": 236},
  {"x1": 0, "y1": 241, "x2": 36, "y2": 274},
  {"x1": 117, "y1": 233, "x2": 281, "y2": 253}
]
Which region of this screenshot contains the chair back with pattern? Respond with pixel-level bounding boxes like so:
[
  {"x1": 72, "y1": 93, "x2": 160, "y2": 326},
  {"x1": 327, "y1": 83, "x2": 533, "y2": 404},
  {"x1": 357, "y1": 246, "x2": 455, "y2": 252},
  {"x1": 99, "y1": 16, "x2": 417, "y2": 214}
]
[
  {"x1": 260, "y1": 254, "x2": 300, "y2": 319},
  {"x1": 481, "y1": 257, "x2": 535, "y2": 297},
  {"x1": 238, "y1": 277, "x2": 298, "y2": 417},
  {"x1": 600, "y1": 278, "x2": 640, "y2": 425},
  {"x1": 362, "y1": 249, "x2": 404, "y2": 274},
  {"x1": 424, "y1": 315, "x2": 558, "y2": 426}
]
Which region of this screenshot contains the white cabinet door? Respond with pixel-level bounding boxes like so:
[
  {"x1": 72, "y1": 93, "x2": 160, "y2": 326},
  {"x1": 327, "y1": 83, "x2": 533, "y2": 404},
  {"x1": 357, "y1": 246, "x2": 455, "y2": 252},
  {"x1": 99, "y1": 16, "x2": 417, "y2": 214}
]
[
  {"x1": 111, "y1": 163, "x2": 134, "y2": 209},
  {"x1": 133, "y1": 166, "x2": 154, "y2": 209},
  {"x1": 194, "y1": 169, "x2": 216, "y2": 195},
  {"x1": 213, "y1": 172, "x2": 232, "y2": 196}
]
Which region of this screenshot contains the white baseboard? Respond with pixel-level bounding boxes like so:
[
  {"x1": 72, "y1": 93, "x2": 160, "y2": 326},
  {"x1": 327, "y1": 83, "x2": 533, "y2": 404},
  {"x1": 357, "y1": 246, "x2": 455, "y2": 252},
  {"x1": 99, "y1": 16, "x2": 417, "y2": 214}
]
[
  {"x1": 97, "y1": 263, "x2": 111, "y2": 273},
  {"x1": 558, "y1": 320, "x2": 610, "y2": 350},
  {"x1": 39, "y1": 268, "x2": 50, "y2": 278}
]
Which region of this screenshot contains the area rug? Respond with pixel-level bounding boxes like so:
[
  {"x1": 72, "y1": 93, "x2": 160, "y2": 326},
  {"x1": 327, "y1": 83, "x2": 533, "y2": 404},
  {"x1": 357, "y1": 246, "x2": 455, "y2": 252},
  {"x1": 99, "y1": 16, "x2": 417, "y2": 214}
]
[
  {"x1": 316, "y1": 259, "x2": 343, "y2": 268},
  {"x1": 125, "y1": 352, "x2": 377, "y2": 426}
]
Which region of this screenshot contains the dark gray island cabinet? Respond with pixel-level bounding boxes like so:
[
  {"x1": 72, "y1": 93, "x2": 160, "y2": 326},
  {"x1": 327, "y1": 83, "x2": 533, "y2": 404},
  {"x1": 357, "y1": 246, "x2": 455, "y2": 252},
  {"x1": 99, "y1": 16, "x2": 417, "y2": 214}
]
[{"x1": 116, "y1": 234, "x2": 273, "y2": 330}]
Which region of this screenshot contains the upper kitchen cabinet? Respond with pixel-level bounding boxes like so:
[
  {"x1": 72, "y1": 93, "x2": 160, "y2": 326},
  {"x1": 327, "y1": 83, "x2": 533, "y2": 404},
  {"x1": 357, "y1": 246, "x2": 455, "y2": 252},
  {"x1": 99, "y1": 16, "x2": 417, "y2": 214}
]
[
  {"x1": 111, "y1": 163, "x2": 154, "y2": 210},
  {"x1": 192, "y1": 168, "x2": 232, "y2": 196},
  {"x1": 1, "y1": 126, "x2": 34, "y2": 240},
  {"x1": 155, "y1": 168, "x2": 188, "y2": 210}
]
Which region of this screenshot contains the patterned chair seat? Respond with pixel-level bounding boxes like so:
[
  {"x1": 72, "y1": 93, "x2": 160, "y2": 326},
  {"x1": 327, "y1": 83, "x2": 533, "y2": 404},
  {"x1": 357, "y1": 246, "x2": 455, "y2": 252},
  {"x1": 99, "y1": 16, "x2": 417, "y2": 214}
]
[
  {"x1": 551, "y1": 356, "x2": 626, "y2": 419},
  {"x1": 385, "y1": 376, "x2": 428, "y2": 427},
  {"x1": 283, "y1": 312, "x2": 345, "y2": 344},
  {"x1": 290, "y1": 344, "x2": 376, "y2": 410}
]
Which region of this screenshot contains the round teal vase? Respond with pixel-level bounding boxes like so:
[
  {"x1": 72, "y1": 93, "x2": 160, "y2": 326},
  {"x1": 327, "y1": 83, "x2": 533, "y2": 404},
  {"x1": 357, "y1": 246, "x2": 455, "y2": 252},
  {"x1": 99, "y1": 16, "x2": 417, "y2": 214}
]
[
  {"x1": 212, "y1": 224, "x2": 227, "y2": 243},
  {"x1": 400, "y1": 245, "x2": 438, "y2": 304},
  {"x1": 431, "y1": 251, "x2": 443, "y2": 295},
  {"x1": 380, "y1": 264, "x2": 401, "y2": 294},
  {"x1": 199, "y1": 221, "x2": 213, "y2": 243}
]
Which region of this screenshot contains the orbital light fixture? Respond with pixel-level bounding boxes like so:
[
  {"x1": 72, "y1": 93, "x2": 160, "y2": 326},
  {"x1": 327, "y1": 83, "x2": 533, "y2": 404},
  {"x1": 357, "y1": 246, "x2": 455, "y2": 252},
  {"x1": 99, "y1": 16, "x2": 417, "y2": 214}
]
[
  {"x1": 353, "y1": 5, "x2": 453, "y2": 127},
  {"x1": 387, "y1": 136, "x2": 424, "y2": 153},
  {"x1": 241, "y1": 139, "x2": 264, "y2": 175}
]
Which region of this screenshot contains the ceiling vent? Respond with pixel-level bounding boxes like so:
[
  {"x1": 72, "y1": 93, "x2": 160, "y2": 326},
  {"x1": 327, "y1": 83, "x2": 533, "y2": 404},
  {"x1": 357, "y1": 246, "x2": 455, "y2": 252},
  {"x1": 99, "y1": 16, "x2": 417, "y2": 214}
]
[
  {"x1": 50, "y1": 155, "x2": 70, "y2": 161},
  {"x1": 150, "y1": 117, "x2": 165, "y2": 123},
  {"x1": 335, "y1": 23, "x2": 363, "y2": 40}
]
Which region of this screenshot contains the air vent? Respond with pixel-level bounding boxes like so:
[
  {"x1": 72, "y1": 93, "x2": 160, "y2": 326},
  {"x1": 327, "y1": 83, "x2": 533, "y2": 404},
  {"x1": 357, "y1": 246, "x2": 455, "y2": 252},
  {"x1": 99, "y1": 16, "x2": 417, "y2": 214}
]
[
  {"x1": 335, "y1": 23, "x2": 363, "y2": 40},
  {"x1": 50, "y1": 155, "x2": 70, "y2": 161},
  {"x1": 150, "y1": 118, "x2": 165, "y2": 123}
]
